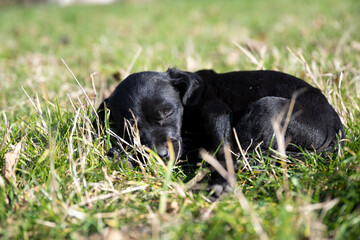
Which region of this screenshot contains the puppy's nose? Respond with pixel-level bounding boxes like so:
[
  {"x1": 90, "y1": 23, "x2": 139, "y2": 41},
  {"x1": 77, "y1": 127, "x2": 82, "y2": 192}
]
[{"x1": 157, "y1": 147, "x2": 169, "y2": 159}]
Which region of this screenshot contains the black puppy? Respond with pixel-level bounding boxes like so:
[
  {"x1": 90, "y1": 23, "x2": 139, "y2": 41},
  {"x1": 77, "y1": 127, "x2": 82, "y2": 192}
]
[{"x1": 96, "y1": 68, "x2": 344, "y2": 170}]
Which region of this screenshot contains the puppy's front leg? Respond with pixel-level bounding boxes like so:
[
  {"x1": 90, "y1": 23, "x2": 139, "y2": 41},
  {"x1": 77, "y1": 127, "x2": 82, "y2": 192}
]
[
  {"x1": 107, "y1": 148, "x2": 134, "y2": 169},
  {"x1": 200, "y1": 100, "x2": 232, "y2": 151},
  {"x1": 200, "y1": 100, "x2": 235, "y2": 197}
]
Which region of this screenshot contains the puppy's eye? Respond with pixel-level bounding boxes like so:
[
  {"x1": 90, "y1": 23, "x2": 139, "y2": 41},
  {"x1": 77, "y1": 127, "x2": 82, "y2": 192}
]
[{"x1": 158, "y1": 108, "x2": 174, "y2": 120}]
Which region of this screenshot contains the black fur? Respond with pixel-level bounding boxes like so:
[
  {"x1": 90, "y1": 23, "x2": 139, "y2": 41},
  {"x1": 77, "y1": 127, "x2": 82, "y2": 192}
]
[{"x1": 96, "y1": 68, "x2": 344, "y2": 167}]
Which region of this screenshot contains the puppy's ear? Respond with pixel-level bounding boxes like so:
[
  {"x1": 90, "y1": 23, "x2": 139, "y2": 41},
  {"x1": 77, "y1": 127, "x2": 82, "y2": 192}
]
[{"x1": 167, "y1": 68, "x2": 204, "y2": 106}]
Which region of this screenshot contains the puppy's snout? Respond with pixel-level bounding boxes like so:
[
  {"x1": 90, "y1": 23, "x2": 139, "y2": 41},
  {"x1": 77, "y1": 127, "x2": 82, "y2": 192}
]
[
  {"x1": 157, "y1": 147, "x2": 169, "y2": 159},
  {"x1": 156, "y1": 137, "x2": 182, "y2": 159}
]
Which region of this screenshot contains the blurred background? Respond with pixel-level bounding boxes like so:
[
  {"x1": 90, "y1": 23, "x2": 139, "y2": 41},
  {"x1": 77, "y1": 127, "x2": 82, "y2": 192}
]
[
  {"x1": 1, "y1": 0, "x2": 118, "y2": 6},
  {"x1": 0, "y1": 0, "x2": 359, "y2": 117}
]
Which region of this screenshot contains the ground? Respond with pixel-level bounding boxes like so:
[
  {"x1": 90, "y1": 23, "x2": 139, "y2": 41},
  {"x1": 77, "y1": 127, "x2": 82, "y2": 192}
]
[{"x1": 0, "y1": 0, "x2": 360, "y2": 239}]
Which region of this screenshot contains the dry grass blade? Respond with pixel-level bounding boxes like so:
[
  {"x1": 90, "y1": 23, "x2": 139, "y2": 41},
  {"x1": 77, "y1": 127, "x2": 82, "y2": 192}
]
[
  {"x1": 271, "y1": 119, "x2": 287, "y2": 158},
  {"x1": 61, "y1": 58, "x2": 97, "y2": 114},
  {"x1": 0, "y1": 112, "x2": 10, "y2": 152},
  {"x1": 145, "y1": 204, "x2": 160, "y2": 239},
  {"x1": 234, "y1": 189, "x2": 269, "y2": 240},
  {"x1": 104, "y1": 114, "x2": 150, "y2": 178},
  {"x1": 271, "y1": 90, "x2": 304, "y2": 157},
  {"x1": 125, "y1": 47, "x2": 142, "y2": 78},
  {"x1": 102, "y1": 228, "x2": 125, "y2": 240},
  {"x1": 233, "y1": 41, "x2": 259, "y2": 66},
  {"x1": 22, "y1": 88, "x2": 48, "y2": 134},
  {"x1": 201, "y1": 200, "x2": 219, "y2": 221},
  {"x1": 224, "y1": 144, "x2": 236, "y2": 188},
  {"x1": 159, "y1": 138, "x2": 176, "y2": 214},
  {"x1": 184, "y1": 170, "x2": 208, "y2": 190},
  {"x1": 300, "y1": 198, "x2": 339, "y2": 213},
  {"x1": 233, "y1": 40, "x2": 265, "y2": 70},
  {"x1": 90, "y1": 72, "x2": 98, "y2": 109},
  {"x1": 35, "y1": 219, "x2": 57, "y2": 228},
  {"x1": 68, "y1": 108, "x2": 81, "y2": 193},
  {"x1": 199, "y1": 149, "x2": 229, "y2": 183},
  {"x1": 146, "y1": 148, "x2": 167, "y2": 170},
  {"x1": 199, "y1": 146, "x2": 236, "y2": 189},
  {"x1": 232, "y1": 128, "x2": 254, "y2": 174},
  {"x1": 77, "y1": 185, "x2": 149, "y2": 206},
  {"x1": 200, "y1": 147, "x2": 268, "y2": 239},
  {"x1": 3, "y1": 140, "x2": 22, "y2": 186},
  {"x1": 270, "y1": 91, "x2": 303, "y2": 198}
]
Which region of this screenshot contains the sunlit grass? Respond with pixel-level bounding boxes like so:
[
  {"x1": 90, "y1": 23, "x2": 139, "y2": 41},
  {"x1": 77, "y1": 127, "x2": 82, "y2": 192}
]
[{"x1": 0, "y1": 0, "x2": 360, "y2": 239}]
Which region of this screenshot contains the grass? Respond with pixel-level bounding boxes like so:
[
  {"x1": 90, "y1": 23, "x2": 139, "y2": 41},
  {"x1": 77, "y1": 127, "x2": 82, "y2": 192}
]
[{"x1": 1, "y1": 0, "x2": 360, "y2": 239}]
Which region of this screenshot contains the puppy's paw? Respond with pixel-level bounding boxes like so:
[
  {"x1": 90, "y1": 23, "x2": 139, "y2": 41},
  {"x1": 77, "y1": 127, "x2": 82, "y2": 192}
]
[
  {"x1": 211, "y1": 183, "x2": 232, "y2": 196},
  {"x1": 107, "y1": 148, "x2": 121, "y2": 159},
  {"x1": 208, "y1": 175, "x2": 233, "y2": 201},
  {"x1": 107, "y1": 148, "x2": 134, "y2": 169}
]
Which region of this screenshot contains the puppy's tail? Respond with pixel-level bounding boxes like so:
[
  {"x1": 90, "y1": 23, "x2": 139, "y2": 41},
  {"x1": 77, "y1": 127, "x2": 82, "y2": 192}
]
[
  {"x1": 287, "y1": 125, "x2": 345, "y2": 160},
  {"x1": 327, "y1": 126, "x2": 345, "y2": 151}
]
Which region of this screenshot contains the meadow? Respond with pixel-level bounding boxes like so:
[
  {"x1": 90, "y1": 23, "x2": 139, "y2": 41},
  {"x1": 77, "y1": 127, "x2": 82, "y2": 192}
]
[{"x1": 0, "y1": 0, "x2": 360, "y2": 239}]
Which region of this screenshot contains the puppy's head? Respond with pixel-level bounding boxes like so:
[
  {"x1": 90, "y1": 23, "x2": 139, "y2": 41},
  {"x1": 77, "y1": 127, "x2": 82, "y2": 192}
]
[{"x1": 97, "y1": 68, "x2": 203, "y2": 160}]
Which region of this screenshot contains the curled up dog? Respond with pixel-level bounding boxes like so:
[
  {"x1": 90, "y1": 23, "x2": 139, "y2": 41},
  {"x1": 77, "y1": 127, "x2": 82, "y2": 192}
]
[{"x1": 94, "y1": 68, "x2": 345, "y2": 193}]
